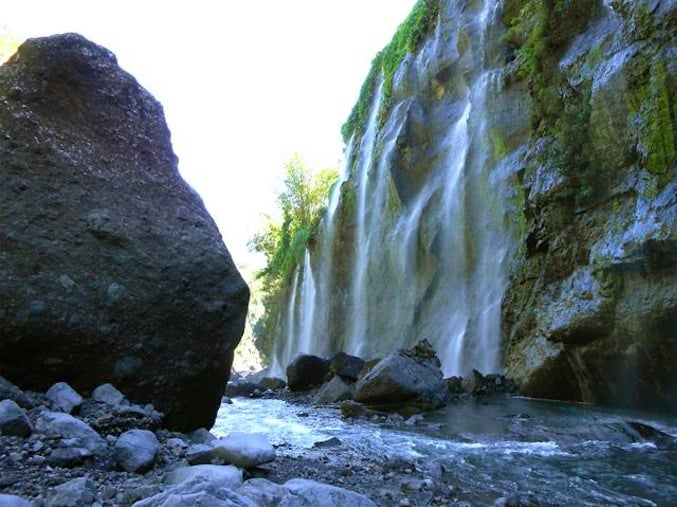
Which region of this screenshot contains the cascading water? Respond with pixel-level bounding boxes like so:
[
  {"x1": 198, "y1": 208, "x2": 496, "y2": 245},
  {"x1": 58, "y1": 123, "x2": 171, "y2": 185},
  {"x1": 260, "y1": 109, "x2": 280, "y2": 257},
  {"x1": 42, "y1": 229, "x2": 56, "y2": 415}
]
[
  {"x1": 297, "y1": 249, "x2": 316, "y2": 355},
  {"x1": 270, "y1": 0, "x2": 513, "y2": 378},
  {"x1": 313, "y1": 139, "x2": 354, "y2": 354},
  {"x1": 346, "y1": 79, "x2": 385, "y2": 356}
]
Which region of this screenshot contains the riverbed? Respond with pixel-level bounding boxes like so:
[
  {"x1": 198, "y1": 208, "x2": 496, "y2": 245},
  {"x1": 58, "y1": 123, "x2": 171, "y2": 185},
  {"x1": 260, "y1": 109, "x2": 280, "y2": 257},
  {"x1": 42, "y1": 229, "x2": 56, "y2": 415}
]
[{"x1": 213, "y1": 395, "x2": 676, "y2": 506}]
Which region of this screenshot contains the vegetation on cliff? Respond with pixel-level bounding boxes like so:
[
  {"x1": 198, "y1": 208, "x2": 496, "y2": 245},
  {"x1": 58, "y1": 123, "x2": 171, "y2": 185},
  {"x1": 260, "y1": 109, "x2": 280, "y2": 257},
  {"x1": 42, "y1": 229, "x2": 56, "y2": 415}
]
[
  {"x1": 249, "y1": 156, "x2": 337, "y2": 360},
  {"x1": 341, "y1": 0, "x2": 440, "y2": 143},
  {"x1": 250, "y1": 155, "x2": 337, "y2": 289}
]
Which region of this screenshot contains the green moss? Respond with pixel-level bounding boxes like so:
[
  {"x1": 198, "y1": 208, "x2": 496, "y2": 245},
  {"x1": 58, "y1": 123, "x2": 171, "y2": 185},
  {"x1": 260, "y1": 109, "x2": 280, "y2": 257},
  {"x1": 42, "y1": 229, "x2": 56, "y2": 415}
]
[
  {"x1": 631, "y1": 3, "x2": 655, "y2": 41},
  {"x1": 504, "y1": 1, "x2": 548, "y2": 81},
  {"x1": 642, "y1": 61, "x2": 675, "y2": 176},
  {"x1": 341, "y1": 0, "x2": 440, "y2": 143},
  {"x1": 456, "y1": 27, "x2": 470, "y2": 56},
  {"x1": 490, "y1": 129, "x2": 510, "y2": 162},
  {"x1": 503, "y1": 0, "x2": 600, "y2": 131}
]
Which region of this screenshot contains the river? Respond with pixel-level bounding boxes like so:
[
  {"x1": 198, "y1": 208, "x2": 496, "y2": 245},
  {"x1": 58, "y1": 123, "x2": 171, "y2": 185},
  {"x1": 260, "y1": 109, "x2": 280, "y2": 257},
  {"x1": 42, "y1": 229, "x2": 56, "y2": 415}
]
[{"x1": 213, "y1": 395, "x2": 676, "y2": 506}]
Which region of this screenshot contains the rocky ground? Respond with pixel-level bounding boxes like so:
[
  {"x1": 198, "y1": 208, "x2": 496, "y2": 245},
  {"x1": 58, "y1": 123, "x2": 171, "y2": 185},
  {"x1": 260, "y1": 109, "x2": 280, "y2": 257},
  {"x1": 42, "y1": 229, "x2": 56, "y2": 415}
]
[{"x1": 0, "y1": 344, "x2": 527, "y2": 506}]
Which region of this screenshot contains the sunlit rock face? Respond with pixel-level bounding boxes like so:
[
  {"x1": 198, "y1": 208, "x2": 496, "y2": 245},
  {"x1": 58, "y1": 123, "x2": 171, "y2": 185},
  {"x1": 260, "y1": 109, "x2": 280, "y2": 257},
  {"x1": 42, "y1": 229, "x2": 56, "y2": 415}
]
[
  {"x1": 265, "y1": 0, "x2": 676, "y2": 410},
  {"x1": 501, "y1": 0, "x2": 676, "y2": 410},
  {"x1": 0, "y1": 33, "x2": 249, "y2": 430}
]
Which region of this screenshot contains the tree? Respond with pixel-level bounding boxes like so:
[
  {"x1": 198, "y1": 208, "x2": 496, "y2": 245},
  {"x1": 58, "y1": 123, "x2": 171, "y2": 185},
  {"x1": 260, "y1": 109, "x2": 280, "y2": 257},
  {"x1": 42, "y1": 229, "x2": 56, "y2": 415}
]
[{"x1": 249, "y1": 154, "x2": 338, "y2": 286}]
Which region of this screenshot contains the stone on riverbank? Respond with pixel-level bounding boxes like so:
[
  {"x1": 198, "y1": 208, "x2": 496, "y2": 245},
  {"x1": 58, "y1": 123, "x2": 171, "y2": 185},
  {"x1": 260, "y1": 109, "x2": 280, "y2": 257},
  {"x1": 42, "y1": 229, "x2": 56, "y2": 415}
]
[
  {"x1": 0, "y1": 377, "x2": 35, "y2": 410},
  {"x1": 164, "y1": 465, "x2": 243, "y2": 489},
  {"x1": 0, "y1": 400, "x2": 33, "y2": 438},
  {"x1": 92, "y1": 383, "x2": 126, "y2": 406},
  {"x1": 0, "y1": 494, "x2": 35, "y2": 507},
  {"x1": 45, "y1": 477, "x2": 96, "y2": 507},
  {"x1": 35, "y1": 412, "x2": 106, "y2": 455},
  {"x1": 210, "y1": 432, "x2": 276, "y2": 468},
  {"x1": 114, "y1": 429, "x2": 159, "y2": 473},
  {"x1": 45, "y1": 382, "x2": 83, "y2": 414}
]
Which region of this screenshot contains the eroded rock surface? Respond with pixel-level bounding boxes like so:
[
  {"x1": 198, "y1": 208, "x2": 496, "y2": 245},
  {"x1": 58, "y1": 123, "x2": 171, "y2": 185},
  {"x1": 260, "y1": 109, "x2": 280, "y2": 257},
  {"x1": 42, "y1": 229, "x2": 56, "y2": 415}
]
[{"x1": 0, "y1": 33, "x2": 249, "y2": 430}]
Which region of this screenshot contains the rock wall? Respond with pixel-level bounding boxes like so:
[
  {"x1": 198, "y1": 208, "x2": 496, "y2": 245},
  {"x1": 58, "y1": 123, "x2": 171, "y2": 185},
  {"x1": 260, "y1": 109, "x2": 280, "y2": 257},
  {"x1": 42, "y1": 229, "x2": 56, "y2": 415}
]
[
  {"x1": 0, "y1": 33, "x2": 250, "y2": 430},
  {"x1": 501, "y1": 0, "x2": 677, "y2": 410}
]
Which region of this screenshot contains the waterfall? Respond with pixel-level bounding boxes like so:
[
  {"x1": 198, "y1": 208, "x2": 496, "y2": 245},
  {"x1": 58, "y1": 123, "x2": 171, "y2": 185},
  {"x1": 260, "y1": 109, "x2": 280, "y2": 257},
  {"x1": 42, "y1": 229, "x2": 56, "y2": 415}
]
[
  {"x1": 269, "y1": 0, "x2": 511, "y2": 379},
  {"x1": 313, "y1": 138, "x2": 354, "y2": 356},
  {"x1": 297, "y1": 249, "x2": 316, "y2": 355},
  {"x1": 346, "y1": 79, "x2": 385, "y2": 356}
]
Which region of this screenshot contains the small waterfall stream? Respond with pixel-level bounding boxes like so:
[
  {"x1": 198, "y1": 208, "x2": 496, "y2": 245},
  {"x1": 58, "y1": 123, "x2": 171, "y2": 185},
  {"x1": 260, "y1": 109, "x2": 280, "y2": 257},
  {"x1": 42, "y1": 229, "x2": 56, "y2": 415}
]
[{"x1": 297, "y1": 249, "x2": 316, "y2": 355}]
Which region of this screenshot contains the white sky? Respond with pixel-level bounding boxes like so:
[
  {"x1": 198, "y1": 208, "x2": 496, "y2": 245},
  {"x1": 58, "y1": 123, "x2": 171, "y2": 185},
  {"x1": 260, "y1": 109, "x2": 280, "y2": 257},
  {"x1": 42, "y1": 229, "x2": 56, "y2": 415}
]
[{"x1": 4, "y1": 1, "x2": 417, "y2": 273}]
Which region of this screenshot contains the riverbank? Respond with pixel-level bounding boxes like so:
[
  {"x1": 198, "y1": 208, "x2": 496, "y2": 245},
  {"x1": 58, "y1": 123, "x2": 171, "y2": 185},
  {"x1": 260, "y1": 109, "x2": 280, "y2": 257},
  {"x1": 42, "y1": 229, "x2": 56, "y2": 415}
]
[{"x1": 2, "y1": 375, "x2": 676, "y2": 506}]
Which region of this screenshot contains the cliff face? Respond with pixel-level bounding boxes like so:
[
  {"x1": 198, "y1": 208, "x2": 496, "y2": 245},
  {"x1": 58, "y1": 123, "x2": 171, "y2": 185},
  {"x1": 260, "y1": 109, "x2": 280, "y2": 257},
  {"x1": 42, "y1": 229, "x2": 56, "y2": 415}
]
[
  {"x1": 263, "y1": 0, "x2": 676, "y2": 410},
  {"x1": 0, "y1": 34, "x2": 250, "y2": 430},
  {"x1": 500, "y1": 0, "x2": 676, "y2": 410}
]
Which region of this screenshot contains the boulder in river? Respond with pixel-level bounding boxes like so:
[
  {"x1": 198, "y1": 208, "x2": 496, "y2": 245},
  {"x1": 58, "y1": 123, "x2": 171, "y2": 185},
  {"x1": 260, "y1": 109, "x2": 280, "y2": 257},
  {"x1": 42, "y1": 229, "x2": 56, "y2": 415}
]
[
  {"x1": 314, "y1": 375, "x2": 354, "y2": 405},
  {"x1": 329, "y1": 352, "x2": 365, "y2": 381},
  {"x1": 286, "y1": 354, "x2": 329, "y2": 392},
  {"x1": 354, "y1": 340, "x2": 446, "y2": 411},
  {"x1": 0, "y1": 33, "x2": 249, "y2": 431}
]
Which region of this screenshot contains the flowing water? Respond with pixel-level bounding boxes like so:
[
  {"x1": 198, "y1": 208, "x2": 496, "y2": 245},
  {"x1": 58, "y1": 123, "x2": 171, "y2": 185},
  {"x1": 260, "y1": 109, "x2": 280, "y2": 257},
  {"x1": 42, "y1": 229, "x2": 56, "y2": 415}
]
[{"x1": 213, "y1": 396, "x2": 677, "y2": 506}]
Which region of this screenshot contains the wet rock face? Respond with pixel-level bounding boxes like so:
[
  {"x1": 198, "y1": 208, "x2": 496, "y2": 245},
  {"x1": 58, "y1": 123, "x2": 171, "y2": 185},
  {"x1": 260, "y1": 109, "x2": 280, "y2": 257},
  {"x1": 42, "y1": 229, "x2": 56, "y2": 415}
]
[
  {"x1": 0, "y1": 33, "x2": 249, "y2": 431},
  {"x1": 502, "y1": 1, "x2": 677, "y2": 410}
]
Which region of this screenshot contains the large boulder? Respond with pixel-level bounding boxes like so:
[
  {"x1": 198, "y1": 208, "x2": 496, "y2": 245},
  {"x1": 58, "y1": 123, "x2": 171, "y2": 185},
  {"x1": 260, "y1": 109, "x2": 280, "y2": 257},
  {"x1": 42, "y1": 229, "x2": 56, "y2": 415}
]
[
  {"x1": 328, "y1": 352, "x2": 365, "y2": 381},
  {"x1": 0, "y1": 33, "x2": 249, "y2": 431},
  {"x1": 286, "y1": 354, "x2": 329, "y2": 392},
  {"x1": 354, "y1": 341, "x2": 446, "y2": 410}
]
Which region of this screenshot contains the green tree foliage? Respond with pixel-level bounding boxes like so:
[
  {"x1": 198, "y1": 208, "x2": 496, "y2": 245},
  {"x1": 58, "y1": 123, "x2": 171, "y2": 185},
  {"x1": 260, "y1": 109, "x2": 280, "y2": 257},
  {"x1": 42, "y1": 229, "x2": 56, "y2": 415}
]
[
  {"x1": 341, "y1": 0, "x2": 440, "y2": 143},
  {"x1": 249, "y1": 155, "x2": 338, "y2": 289}
]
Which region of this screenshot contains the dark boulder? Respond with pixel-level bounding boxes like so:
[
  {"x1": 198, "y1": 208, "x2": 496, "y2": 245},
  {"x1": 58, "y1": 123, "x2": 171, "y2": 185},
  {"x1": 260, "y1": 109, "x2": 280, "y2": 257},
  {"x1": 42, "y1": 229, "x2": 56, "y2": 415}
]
[
  {"x1": 0, "y1": 399, "x2": 33, "y2": 437},
  {"x1": 286, "y1": 355, "x2": 329, "y2": 392},
  {"x1": 328, "y1": 352, "x2": 365, "y2": 381},
  {"x1": 0, "y1": 376, "x2": 35, "y2": 409},
  {"x1": 258, "y1": 377, "x2": 286, "y2": 391},
  {"x1": 0, "y1": 33, "x2": 249, "y2": 431},
  {"x1": 354, "y1": 340, "x2": 446, "y2": 410},
  {"x1": 462, "y1": 370, "x2": 518, "y2": 396},
  {"x1": 314, "y1": 375, "x2": 354, "y2": 405},
  {"x1": 225, "y1": 379, "x2": 260, "y2": 398}
]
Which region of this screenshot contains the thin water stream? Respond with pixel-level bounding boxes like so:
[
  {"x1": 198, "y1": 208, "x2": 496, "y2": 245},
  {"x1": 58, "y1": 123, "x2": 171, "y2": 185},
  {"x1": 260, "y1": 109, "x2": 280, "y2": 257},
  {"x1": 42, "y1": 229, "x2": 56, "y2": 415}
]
[{"x1": 214, "y1": 396, "x2": 677, "y2": 506}]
